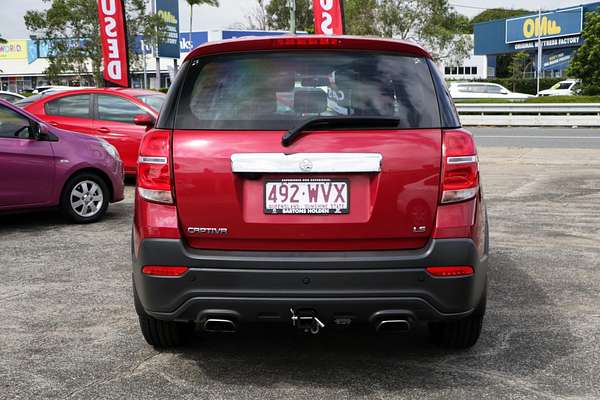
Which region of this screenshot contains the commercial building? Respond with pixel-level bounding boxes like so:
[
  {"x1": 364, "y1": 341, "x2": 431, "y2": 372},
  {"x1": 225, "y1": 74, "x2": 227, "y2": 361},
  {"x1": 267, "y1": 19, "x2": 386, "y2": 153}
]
[
  {"x1": 0, "y1": 30, "x2": 293, "y2": 93},
  {"x1": 473, "y1": 2, "x2": 600, "y2": 78},
  {"x1": 439, "y1": 36, "x2": 489, "y2": 80}
]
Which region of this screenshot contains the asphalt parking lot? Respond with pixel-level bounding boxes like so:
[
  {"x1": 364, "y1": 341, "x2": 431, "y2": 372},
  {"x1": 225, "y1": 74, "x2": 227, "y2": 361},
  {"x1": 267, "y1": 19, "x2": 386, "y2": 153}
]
[{"x1": 1, "y1": 128, "x2": 600, "y2": 399}]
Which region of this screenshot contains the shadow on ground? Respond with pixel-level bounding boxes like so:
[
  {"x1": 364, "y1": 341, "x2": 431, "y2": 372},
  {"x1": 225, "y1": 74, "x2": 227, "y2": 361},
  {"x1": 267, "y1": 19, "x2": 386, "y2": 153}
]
[{"x1": 156, "y1": 250, "x2": 579, "y2": 397}]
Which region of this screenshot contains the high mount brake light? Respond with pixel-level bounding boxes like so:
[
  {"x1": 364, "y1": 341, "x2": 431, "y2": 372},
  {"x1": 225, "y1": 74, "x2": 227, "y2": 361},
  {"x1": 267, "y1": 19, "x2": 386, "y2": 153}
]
[
  {"x1": 274, "y1": 37, "x2": 342, "y2": 47},
  {"x1": 441, "y1": 130, "x2": 479, "y2": 204},
  {"x1": 426, "y1": 266, "x2": 474, "y2": 277},
  {"x1": 137, "y1": 130, "x2": 173, "y2": 204}
]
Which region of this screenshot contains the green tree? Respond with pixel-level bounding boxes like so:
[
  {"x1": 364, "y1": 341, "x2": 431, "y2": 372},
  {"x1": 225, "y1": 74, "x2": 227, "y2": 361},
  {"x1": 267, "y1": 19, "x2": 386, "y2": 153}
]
[
  {"x1": 470, "y1": 8, "x2": 531, "y2": 29},
  {"x1": 0, "y1": 34, "x2": 6, "y2": 44},
  {"x1": 25, "y1": 0, "x2": 166, "y2": 86},
  {"x1": 467, "y1": 8, "x2": 532, "y2": 77},
  {"x1": 344, "y1": 0, "x2": 380, "y2": 36},
  {"x1": 265, "y1": 0, "x2": 314, "y2": 33},
  {"x1": 377, "y1": 0, "x2": 472, "y2": 63},
  {"x1": 241, "y1": 0, "x2": 270, "y2": 30},
  {"x1": 186, "y1": 0, "x2": 219, "y2": 43},
  {"x1": 507, "y1": 52, "x2": 529, "y2": 90},
  {"x1": 568, "y1": 10, "x2": 600, "y2": 95}
]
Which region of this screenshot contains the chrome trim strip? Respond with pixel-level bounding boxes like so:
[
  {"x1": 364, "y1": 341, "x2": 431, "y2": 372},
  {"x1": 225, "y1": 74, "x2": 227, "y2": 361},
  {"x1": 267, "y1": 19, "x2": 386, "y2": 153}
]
[
  {"x1": 231, "y1": 153, "x2": 383, "y2": 173},
  {"x1": 138, "y1": 156, "x2": 168, "y2": 165},
  {"x1": 447, "y1": 155, "x2": 478, "y2": 164}
]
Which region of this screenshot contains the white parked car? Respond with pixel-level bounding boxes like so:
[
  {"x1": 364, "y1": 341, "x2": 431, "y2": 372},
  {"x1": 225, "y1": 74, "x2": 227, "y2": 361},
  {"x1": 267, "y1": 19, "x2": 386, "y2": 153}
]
[
  {"x1": 537, "y1": 80, "x2": 580, "y2": 97},
  {"x1": 32, "y1": 85, "x2": 94, "y2": 94},
  {"x1": 449, "y1": 82, "x2": 533, "y2": 100},
  {"x1": 0, "y1": 91, "x2": 25, "y2": 104}
]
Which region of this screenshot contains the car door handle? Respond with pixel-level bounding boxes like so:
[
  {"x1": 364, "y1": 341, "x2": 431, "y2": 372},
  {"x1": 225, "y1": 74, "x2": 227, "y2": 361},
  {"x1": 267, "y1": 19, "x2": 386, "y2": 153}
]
[
  {"x1": 48, "y1": 121, "x2": 59, "y2": 126},
  {"x1": 97, "y1": 127, "x2": 111, "y2": 134}
]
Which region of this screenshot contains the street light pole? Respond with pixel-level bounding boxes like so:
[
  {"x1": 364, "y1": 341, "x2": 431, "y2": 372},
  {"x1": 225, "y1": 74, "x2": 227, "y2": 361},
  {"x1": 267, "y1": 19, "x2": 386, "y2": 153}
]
[
  {"x1": 141, "y1": 39, "x2": 148, "y2": 89},
  {"x1": 289, "y1": 0, "x2": 296, "y2": 34},
  {"x1": 536, "y1": 7, "x2": 542, "y2": 95},
  {"x1": 151, "y1": 0, "x2": 161, "y2": 89}
]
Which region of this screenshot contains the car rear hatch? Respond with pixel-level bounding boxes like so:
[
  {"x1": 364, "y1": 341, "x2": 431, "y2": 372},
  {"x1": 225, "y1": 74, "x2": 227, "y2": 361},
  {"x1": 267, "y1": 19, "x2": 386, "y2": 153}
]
[{"x1": 171, "y1": 40, "x2": 443, "y2": 251}]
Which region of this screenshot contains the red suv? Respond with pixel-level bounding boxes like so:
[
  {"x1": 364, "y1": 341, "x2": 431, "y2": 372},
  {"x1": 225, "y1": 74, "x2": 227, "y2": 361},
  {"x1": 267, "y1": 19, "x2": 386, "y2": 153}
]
[{"x1": 132, "y1": 36, "x2": 489, "y2": 349}]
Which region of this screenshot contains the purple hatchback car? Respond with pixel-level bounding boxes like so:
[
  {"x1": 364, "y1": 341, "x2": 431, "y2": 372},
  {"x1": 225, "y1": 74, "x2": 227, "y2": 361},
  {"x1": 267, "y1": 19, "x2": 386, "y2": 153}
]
[{"x1": 0, "y1": 99, "x2": 124, "y2": 223}]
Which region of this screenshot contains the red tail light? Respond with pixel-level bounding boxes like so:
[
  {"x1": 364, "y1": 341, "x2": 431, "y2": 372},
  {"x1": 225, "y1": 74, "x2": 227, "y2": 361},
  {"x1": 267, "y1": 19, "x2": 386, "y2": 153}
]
[
  {"x1": 137, "y1": 130, "x2": 173, "y2": 204},
  {"x1": 426, "y1": 266, "x2": 474, "y2": 277},
  {"x1": 142, "y1": 265, "x2": 189, "y2": 277},
  {"x1": 441, "y1": 130, "x2": 479, "y2": 204}
]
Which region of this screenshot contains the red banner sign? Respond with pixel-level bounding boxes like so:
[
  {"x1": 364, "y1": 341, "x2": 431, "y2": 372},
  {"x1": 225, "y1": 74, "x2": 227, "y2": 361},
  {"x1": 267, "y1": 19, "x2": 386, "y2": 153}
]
[
  {"x1": 313, "y1": 0, "x2": 345, "y2": 35},
  {"x1": 97, "y1": 0, "x2": 130, "y2": 87}
]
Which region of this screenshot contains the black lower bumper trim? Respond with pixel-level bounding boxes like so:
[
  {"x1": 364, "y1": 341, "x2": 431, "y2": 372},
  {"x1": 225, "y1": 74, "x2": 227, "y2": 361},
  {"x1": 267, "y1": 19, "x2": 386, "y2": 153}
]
[{"x1": 133, "y1": 238, "x2": 488, "y2": 323}]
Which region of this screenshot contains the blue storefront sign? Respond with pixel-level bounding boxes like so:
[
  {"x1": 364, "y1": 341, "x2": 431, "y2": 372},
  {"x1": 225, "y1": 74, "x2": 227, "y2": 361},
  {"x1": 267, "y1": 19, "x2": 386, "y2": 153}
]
[
  {"x1": 506, "y1": 7, "x2": 583, "y2": 44},
  {"x1": 179, "y1": 31, "x2": 209, "y2": 53},
  {"x1": 474, "y1": 2, "x2": 599, "y2": 56},
  {"x1": 542, "y1": 48, "x2": 575, "y2": 71},
  {"x1": 156, "y1": 0, "x2": 180, "y2": 58},
  {"x1": 221, "y1": 30, "x2": 297, "y2": 40},
  {"x1": 27, "y1": 40, "x2": 50, "y2": 64}
]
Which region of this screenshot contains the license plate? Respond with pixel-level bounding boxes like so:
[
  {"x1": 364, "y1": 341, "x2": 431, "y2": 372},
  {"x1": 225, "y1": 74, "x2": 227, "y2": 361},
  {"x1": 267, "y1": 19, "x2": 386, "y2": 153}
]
[{"x1": 264, "y1": 179, "x2": 349, "y2": 215}]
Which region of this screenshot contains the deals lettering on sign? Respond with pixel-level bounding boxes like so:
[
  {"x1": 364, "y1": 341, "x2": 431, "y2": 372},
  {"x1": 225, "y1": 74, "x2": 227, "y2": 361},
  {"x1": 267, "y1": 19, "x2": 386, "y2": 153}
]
[
  {"x1": 313, "y1": 0, "x2": 345, "y2": 35},
  {"x1": 97, "y1": 0, "x2": 130, "y2": 87}
]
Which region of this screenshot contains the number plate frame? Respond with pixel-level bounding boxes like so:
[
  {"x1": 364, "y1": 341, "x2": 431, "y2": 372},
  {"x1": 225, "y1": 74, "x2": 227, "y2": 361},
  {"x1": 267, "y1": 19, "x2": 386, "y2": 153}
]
[{"x1": 263, "y1": 178, "x2": 350, "y2": 215}]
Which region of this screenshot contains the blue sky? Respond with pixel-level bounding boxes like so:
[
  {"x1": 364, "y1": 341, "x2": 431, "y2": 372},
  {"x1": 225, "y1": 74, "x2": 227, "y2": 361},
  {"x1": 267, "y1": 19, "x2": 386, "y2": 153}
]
[{"x1": 1, "y1": 0, "x2": 594, "y2": 39}]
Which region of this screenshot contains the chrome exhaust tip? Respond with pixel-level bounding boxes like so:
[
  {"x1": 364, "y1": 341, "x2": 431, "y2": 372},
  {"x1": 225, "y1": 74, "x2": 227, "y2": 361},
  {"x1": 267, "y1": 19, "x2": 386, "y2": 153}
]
[
  {"x1": 203, "y1": 318, "x2": 238, "y2": 333},
  {"x1": 376, "y1": 319, "x2": 411, "y2": 333}
]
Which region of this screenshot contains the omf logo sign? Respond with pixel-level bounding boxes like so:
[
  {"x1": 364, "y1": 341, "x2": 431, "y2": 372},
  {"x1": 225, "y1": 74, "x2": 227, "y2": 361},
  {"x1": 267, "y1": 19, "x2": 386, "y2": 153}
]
[
  {"x1": 505, "y1": 7, "x2": 583, "y2": 44},
  {"x1": 313, "y1": 0, "x2": 344, "y2": 36},
  {"x1": 97, "y1": 0, "x2": 130, "y2": 87}
]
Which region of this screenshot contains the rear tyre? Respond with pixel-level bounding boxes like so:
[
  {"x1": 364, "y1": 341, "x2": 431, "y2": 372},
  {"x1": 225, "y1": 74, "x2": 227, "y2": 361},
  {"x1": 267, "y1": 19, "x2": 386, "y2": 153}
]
[
  {"x1": 133, "y1": 283, "x2": 190, "y2": 348},
  {"x1": 61, "y1": 172, "x2": 109, "y2": 223},
  {"x1": 429, "y1": 283, "x2": 486, "y2": 349}
]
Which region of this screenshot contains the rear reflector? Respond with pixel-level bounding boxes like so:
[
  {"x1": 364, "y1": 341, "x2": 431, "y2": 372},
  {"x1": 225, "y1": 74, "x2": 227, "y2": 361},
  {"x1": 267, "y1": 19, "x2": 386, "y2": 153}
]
[
  {"x1": 426, "y1": 266, "x2": 474, "y2": 277},
  {"x1": 142, "y1": 266, "x2": 189, "y2": 277}
]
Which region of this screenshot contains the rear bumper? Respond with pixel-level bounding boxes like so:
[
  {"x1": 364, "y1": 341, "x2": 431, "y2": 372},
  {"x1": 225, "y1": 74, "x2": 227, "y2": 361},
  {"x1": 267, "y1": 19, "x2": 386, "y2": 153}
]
[{"x1": 132, "y1": 238, "x2": 488, "y2": 324}]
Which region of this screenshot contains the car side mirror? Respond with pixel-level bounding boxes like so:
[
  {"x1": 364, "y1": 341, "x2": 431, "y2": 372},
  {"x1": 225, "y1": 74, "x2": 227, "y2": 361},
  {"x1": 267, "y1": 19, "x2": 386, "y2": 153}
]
[
  {"x1": 134, "y1": 114, "x2": 155, "y2": 129},
  {"x1": 29, "y1": 121, "x2": 41, "y2": 140},
  {"x1": 501, "y1": 89, "x2": 509, "y2": 95},
  {"x1": 30, "y1": 121, "x2": 57, "y2": 141}
]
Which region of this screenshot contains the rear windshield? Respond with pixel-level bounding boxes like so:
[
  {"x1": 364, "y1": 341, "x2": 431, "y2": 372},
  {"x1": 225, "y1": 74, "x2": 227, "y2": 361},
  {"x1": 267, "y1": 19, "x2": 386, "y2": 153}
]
[{"x1": 176, "y1": 51, "x2": 441, "y2": 130}]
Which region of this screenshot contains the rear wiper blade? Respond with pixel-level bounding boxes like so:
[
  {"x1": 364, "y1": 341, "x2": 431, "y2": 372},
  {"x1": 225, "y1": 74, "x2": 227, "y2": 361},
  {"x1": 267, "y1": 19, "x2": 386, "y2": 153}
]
[{"x1": 281, "y1": 116, "x2": 401, "y2": 147}]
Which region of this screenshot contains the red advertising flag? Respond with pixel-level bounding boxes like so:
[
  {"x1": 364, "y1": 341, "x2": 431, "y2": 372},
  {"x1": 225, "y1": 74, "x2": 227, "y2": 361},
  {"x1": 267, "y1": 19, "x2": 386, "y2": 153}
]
[
  {"x1": 313, "y1": 0, "x2": 345, "y2": 35},
  {"x1": 97, "y1": 0, "x2": 130, "y2": 87}
]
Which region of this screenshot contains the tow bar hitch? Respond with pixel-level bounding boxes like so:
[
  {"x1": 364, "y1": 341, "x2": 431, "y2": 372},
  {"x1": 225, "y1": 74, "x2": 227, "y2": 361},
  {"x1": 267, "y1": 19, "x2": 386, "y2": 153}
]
[{"x1": 290, "y1": 308, "x2": 325, "y2": 334}]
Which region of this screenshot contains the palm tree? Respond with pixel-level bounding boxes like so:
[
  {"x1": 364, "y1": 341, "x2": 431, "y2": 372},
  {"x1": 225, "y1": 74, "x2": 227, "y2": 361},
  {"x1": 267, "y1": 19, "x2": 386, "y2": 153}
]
[{"x1": 186, "y1": 0, "x2": 219, "y2": 44}]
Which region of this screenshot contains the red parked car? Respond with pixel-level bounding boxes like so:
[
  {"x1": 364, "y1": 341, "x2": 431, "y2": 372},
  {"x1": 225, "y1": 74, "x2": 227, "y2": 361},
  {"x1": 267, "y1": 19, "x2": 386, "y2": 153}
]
[
  {"x1": 20, "y1": 88, "x2": 165, "y2": 175},
  {"x1": 132, "y1": 36, "x2": 489, "y2": 349}
]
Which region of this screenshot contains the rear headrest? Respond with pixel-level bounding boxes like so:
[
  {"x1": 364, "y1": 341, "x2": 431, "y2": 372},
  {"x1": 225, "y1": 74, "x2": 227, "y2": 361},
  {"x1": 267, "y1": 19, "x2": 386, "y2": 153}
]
[
  {"x1": 294, "y1": 89, "x2": 327, "y2": 115},
  {"x1": 238, "y1": 87, "x2": 277, "y2": 116},
  {"x1": 272, "y1": 71, "x2": 295, "y2": 92}
]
